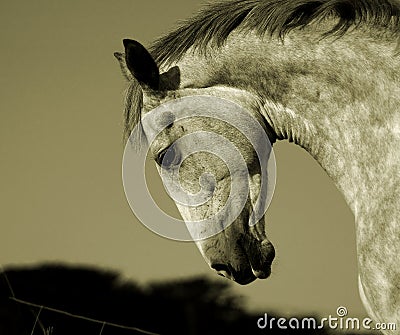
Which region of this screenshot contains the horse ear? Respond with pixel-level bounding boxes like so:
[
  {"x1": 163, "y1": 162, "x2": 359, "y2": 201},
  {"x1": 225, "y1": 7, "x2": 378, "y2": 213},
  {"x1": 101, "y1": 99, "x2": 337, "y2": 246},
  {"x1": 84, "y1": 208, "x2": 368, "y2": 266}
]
[
  {"x1": 159, "y1": 66, "x2": 181, "y2": 91},
  {"x1": 122, "y1": 39, "x2": 160, "y2": 90}
]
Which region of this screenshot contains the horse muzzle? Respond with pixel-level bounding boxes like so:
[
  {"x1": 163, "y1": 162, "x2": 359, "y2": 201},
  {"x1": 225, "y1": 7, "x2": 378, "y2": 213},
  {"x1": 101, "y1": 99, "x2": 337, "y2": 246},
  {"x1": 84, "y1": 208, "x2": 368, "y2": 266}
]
[{"x1": 206, "y1": 238, "x2": 275, "y2": 285}]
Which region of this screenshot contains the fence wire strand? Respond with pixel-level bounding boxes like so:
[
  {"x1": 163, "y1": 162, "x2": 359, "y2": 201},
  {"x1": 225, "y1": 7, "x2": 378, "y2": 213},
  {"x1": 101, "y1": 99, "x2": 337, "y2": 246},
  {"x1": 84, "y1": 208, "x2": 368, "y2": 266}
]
[{"x1": 1, "y1": 266, "x2": 160, "y2": 335}]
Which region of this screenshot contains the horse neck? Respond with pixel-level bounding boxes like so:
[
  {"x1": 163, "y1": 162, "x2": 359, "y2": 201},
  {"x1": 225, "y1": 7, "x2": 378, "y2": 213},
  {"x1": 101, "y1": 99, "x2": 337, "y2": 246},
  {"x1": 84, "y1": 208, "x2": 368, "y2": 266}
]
[{"x1": 255, "y1": 30, "x2": 400, "y2": 217}]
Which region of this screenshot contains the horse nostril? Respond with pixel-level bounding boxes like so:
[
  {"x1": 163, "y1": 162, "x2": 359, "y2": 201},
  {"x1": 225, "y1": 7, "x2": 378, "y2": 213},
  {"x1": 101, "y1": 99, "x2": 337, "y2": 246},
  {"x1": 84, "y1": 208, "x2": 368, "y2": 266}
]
[{"x1": 211, "y1": 263, "x2": 231, "y2": 278}]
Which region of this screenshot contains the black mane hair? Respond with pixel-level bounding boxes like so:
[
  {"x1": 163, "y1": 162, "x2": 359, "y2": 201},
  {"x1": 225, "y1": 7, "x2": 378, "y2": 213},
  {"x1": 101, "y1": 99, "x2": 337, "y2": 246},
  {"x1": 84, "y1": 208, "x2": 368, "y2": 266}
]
[{"x1": 150, "y1": 0, "x2": 400, "y2": 65}]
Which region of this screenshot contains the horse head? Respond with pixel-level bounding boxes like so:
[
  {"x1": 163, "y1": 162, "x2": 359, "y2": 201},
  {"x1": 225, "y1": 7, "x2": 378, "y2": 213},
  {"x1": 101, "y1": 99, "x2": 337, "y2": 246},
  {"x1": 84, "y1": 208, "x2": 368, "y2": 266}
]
[{"x1": 115, "y1": 39, "x2": 275, "y2": 285}]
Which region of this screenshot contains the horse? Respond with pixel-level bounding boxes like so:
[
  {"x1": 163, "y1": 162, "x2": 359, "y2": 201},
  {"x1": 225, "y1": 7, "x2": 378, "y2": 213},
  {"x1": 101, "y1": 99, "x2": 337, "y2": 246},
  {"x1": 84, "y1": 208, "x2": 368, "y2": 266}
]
[{"x1": 114, "y1": 0, "x2": 400, "y2": 332}]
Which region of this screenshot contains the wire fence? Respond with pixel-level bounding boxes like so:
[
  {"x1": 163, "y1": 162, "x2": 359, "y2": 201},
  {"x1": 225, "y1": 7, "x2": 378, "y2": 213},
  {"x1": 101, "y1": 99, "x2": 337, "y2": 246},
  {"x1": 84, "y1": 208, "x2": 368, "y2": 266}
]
[{"x1": 0, "y1": 266, "x2": 160, "y2": 335}]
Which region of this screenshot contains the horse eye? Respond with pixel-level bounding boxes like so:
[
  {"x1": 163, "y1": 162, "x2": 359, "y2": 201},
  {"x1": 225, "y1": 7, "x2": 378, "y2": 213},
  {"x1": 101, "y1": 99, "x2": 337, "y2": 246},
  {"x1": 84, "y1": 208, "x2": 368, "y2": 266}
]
[{"x1": 156, "y1": 146, "x2": 179, "y2": 168}]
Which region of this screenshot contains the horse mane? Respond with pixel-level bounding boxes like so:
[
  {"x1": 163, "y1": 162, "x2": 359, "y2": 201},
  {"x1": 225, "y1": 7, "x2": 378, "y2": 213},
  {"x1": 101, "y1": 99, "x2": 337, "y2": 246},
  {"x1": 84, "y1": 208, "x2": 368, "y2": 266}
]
[
  {"x1": 123, "y1": 79, "x2": 145, "y2": 144},
  {"x1": 150, "y1": 0, "x2": 400, "y2": 66}
]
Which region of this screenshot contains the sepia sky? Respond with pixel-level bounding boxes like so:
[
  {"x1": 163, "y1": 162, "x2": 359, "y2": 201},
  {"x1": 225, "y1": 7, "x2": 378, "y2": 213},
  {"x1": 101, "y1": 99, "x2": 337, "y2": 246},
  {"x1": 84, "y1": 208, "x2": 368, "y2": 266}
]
[{"x1": 0, "y1": 0, "x2": 366, "y2": 317}]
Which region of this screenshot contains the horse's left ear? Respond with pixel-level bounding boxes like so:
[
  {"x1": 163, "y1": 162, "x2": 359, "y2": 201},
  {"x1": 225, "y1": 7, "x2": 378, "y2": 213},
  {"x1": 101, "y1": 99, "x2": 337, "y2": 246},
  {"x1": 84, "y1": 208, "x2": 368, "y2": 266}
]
[
  {"x1": 122, "y1": 39, "x2": 160, "y2": 90},
  {"x1": 114, "y1": 39, "x2": 180, "y2": 91}
]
